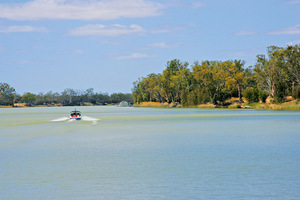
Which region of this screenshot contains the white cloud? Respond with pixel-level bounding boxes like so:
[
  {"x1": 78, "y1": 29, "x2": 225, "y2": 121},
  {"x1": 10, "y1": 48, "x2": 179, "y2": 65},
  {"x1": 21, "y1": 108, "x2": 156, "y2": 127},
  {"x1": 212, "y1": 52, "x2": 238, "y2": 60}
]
[
  {"x1": 0, "y1": 0, "x2": 163, "y2": 21},
  {"x1": 0, "y1": 25, "x2": 48, "y2": 33},
  {"x1": 287, "y1": 40, "x2": 300, "y2": 45},
  {"x1": 192, "y1": 1, "x2": 205, "y2": 8},
  {"x1": 117, "y1": 52, "x2": 154, "y2": 60},
  {"x1": 234, "y1": 30, "x2": 257, "y2": 36},
  {"x1": 100, "y1": 40, "x2": 126, "y2": 45},
  {"x1": 69, "y1": 24, "x2": 145, "y2": 36},
  {"x1": 68, "y1": 23, "x2": 191, "y2": 37},
  {"x1": 148, "y1": 42, "x2": 179, "y2": 48},
  {"x1": 150, "y1": 23, "x2": 195, "y2": 34},
  {"x1": 74, "y1": 49, "x2": 84, "y2": 54},
  {"x1": 269, "y1": 24, "x2": 300, "y2": 35}
]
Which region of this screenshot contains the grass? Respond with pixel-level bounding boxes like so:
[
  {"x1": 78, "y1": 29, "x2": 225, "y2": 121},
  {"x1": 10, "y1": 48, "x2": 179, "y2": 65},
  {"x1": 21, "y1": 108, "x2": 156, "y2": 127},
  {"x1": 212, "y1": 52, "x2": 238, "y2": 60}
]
[
  {"x1": 135, "y1": 98, "x2": 300, "y2": 110},
  {"x1": 135, "y1": 102, "x2": 216, "y2": 109},
  {"x1": 135, "y1": 102, "x2": 172, "y2": 108},
  {"x1": 247, "y1": 100, "x2": 300, "y2": 110}
]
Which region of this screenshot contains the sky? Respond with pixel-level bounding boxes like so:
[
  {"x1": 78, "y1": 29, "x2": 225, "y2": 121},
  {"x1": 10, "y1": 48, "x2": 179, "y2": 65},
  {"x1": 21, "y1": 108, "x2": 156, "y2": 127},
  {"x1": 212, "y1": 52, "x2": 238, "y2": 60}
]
[{"x1": 0, "y1": 0, "x2": 299, "y2": 95}]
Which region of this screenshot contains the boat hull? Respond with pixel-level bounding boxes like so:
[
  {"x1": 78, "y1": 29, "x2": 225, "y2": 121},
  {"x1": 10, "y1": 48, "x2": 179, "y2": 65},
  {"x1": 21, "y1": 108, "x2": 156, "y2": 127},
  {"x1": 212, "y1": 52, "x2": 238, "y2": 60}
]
[
  {"x1": 70, "y1": 109, "x2": 82, "y2": 120},
  {"x1": 70, "y1": 116, "x2": 82, "y2": 120}
]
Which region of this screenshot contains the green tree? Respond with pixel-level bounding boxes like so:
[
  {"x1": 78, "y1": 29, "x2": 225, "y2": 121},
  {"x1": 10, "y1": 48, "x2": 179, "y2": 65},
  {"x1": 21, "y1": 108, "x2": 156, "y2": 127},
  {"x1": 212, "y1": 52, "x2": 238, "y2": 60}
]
[
  {"x1": 110, "y1": 93, "x2": 133, "y2": 104},
  {"x1": 243, "y1": 87, "x2": 259, "y2": 103},
  {"x1": 259, "y1": 91, "x2": 268, "y2": 103},
  {"x1": 132, "y1": 78, "x2": 146, "y2": 104},
  {"x1": 284, "y1": 45, "x2": 300, "y2": 86},
  {"x1": 0, "y1": 82, "x2": 16, "y2": 106},
  {"x1": 274, "y1": 81, "x2": 286, "y2": 103},
  {"x1": 161, "y1": 59, "x2": 189, "y2": 103},
  {"x1": 21, "y1": 92, "x2": 36, "y2": 106},
  {"x1": 211, "y1": 61, "x2": 230, "y2": 105},
  {"x1": 254, "y1": 46, "x2": 288, "y2": 97},
  {"x1": 292, "y1": 85, "x2": 300, "y2": 99},
  {"x1": 192, "y1": 61, "x2": 214, "y2": 105},
  {"x1": 225, "y1": 60, "x2": 246, "y2": 102}
]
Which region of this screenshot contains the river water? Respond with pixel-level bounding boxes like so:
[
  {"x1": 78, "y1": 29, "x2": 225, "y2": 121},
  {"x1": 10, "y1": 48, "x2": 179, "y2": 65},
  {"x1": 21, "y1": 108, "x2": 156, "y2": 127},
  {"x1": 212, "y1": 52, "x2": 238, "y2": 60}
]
[{"x1": 0, "y1": 106, "x2": 300, "y2": 199}]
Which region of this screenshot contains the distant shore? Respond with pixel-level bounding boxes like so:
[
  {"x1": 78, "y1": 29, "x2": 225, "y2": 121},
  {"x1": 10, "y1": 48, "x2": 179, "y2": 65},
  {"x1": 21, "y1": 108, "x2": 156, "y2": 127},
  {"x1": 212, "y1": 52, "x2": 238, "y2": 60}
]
[
  {"x1": 1, "y1": 99, "x2": 299, "y2": 110},
  {"x1": 0, "y1": 102, "x2": 116, "y2": 108}
]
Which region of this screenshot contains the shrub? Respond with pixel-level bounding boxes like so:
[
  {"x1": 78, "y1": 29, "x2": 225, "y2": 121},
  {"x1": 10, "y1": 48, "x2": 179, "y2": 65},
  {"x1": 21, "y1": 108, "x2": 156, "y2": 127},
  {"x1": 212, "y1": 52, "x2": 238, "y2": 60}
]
[
  {"x1": 292, "y1": 85, "x2": 300, "y2": 99},
  {"x1": 259, "y1": 91, "x2": 268, "y2": 103},
  {"x1": 274, "y1": 81, "x2": 286, "y2": 103},
  {"x1": 228, "y1": 104, "x2": 242, "y2": 109},
  {"x1": 243, "y1": 87, "x2": 259, "y2": 103}
]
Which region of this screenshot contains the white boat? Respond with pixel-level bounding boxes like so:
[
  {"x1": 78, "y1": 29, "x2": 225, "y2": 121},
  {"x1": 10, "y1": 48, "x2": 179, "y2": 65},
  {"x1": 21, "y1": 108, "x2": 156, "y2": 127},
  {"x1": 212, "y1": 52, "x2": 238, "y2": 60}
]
[{"x1": 70, "y1": 109, "x2": 82, "y2": 120}]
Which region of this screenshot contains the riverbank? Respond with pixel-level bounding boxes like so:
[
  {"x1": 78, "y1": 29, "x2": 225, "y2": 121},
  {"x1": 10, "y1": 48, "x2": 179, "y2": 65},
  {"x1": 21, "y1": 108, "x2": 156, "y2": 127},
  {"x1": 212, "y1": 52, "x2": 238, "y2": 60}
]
[
  {"x1": 134, "y1": 98, "x2": 300, "y2": 110},
  {"x1": 2, "y1": 99, "x2": 299, "y2": 110},
  {"x1": 0, "y1": 103, "x2": 63, "y2": 108},
  {"x1": 0, "y1": 102, "x2": 120, "y2": 108}
]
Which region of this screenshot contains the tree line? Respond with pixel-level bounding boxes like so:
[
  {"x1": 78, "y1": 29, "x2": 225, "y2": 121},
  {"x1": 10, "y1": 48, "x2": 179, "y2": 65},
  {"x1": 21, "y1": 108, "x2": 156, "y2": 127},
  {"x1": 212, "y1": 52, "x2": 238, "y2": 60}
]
[
  {"x1": 0, "y1": 86, "x2": 133, "y2": 106},
  {"x1": 132, "y1": 45, "x2": 300, "y2": 106}
]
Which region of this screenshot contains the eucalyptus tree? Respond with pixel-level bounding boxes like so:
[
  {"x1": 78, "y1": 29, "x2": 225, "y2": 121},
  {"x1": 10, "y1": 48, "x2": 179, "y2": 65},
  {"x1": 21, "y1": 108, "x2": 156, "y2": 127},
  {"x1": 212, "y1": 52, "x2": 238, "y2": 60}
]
[
  {"x1": 132, "y1": 78, "x2": 146, "y2": 104},
  {"x1": 161, "y1": 59, "x2": 189, "y2": 103},
  {"x1": 283, "y1": 45, "x2": 300, "y2": 85},
  {"x1": 284, "y1": 45, "x2": 300, "y2": 98},
  {"x1": 225, "y1": 60, "x2": 246, "y2": 102},
  {"x1": 254, "y1": 46, "x2": 289, "y2": 101},
  {"x1": 191, "y1": 61, "x2": 214, "y2": 105},
  {"x1": 21, "y1": 92, "x2": 36, "y2": 106},
  {"x1": 0, "y1": 82, "x2": 16, "y2": 106}
]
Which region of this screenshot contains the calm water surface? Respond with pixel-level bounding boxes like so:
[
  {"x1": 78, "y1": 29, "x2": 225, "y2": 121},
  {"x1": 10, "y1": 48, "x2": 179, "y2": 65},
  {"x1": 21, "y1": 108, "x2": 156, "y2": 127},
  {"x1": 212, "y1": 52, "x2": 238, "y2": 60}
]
[{"x1": 0, "y1": 106, "x2": 300, "y2": 199}]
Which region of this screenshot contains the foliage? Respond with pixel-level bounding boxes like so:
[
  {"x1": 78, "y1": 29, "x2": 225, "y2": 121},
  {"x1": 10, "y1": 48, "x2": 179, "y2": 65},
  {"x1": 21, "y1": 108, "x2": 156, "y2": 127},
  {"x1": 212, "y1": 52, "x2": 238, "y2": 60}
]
[
  {"x1": 21, "y1": 92, "x2": 36, "y2": 106},
  {"x1": 133, "y1": 44, "x2": 299, "y2": 107},
  {"x1": 274, "y1": 81, "x2": 286, "y2": 103},
  {"x1": 292, "y1": 84, "x2": 300, "y2": 99},
  {"x1": 0, "y1": 82, "x2": 16, "y2": 106},
  {"x1": 243, "y1": 87, "x2": 259, "y2": 103},
  {"x1": 254, "y1": 45, "x2": 299, "y2": 100},
  {"x1": 2, "y1": 44, "x2": 299, "y2": 108},
  {"x1": 228, "y1": 104, "x2": 242, "y2": 109},
  {"x1": 133, "y1": 59, "x2": 250, "y2": 106},
  {"x1": 259, "y1": 91, "x2": 268, "y2": 103},
  {"x1": 0, "y1": 85, "x2": 133, "y2": 106}
]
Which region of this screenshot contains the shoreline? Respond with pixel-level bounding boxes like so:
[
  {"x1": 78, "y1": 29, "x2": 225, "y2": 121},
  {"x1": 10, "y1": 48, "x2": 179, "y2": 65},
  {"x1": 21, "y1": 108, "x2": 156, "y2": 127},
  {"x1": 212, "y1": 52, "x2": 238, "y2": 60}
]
[
  {"x1": 0, "y1": 103, "x2": 117, "y2": 108},
  {"x1": 1, "y1": 100, "x2": 299, "y2": 111},
  {"x1": 134, "y1": 100, "x2": 300, "y2": 111}
]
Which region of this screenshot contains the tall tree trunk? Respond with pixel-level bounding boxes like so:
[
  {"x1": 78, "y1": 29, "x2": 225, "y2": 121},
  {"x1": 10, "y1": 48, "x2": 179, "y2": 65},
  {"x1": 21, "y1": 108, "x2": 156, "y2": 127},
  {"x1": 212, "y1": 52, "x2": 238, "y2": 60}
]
[
  {"x1": 238, "y1": 86, "x2": 243, "y2": 103},
  {"x1": 272, "y1": 83, "x2": 275, "y2": 97}
]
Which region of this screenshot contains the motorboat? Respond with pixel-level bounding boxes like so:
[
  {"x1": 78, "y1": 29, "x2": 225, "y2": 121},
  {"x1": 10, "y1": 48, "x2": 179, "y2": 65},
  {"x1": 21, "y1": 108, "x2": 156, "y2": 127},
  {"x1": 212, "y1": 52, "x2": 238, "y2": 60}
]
[{"x1": 70, "y1": 109, "x2": 82, "y2": 120}]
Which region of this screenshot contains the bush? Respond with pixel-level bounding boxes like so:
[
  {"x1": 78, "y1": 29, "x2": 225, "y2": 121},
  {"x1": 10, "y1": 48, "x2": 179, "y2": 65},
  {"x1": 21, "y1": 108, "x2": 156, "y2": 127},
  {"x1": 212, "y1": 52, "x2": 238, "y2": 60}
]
[
  {"x1": 274, "y1": 81, "x2": 286, "y2": 103},
  {"x1": 243, "y1": 87, "x2": 259, "y2": 103},
  {"x1": 292, "y1": 85, "x2": 300, "y2": 99},
  {"x1": 212, "y1": 88, "x2": 228, "y2": 105},
  {"x1": 21, "y1": 92, "x2": 36, "y2": 106},
  {"x1": 186, "y1": 88, "x2": 211, "y2": 106},
  {"x1": 228, "y1": 104, "x2": 242, "y2": 109},
  {"x1": 259, "y1": 91, "x2": 268, "y2": 103}
]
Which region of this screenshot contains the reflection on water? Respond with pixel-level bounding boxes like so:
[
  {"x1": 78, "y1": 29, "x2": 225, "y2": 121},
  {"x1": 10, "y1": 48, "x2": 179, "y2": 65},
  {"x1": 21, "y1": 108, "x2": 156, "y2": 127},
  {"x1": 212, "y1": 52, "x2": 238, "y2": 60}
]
[{"x1": 0, "y1": 106, "x2": 300, "y2": 199}]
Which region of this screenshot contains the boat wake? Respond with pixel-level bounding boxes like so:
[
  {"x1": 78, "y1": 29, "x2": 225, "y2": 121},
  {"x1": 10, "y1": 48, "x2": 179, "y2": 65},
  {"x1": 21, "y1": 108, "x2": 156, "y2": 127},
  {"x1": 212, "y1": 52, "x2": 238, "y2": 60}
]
[
  {"x1": 82, "y1": 116, "x2": 100, "y2": 125},
  {"x1": 51, "y1": 116, "x2": 100, "y2": 125},
  {"x1": 51, "y1": 117, "x2": 69, "y2": 122}
]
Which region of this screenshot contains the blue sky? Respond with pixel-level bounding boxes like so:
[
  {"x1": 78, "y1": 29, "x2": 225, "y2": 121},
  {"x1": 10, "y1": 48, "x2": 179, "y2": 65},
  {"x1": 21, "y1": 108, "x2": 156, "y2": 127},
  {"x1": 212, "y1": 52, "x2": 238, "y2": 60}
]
[{"x1": 0, "y1": 0, "x2": 299, "y2": 94}]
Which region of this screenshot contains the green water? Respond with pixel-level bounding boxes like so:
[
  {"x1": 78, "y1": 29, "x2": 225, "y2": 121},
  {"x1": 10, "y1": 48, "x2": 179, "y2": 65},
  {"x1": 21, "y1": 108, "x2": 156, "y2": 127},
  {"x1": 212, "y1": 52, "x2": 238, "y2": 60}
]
[{"x1": 0, "y1": 106, "x2": 300, "y2": 199}]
